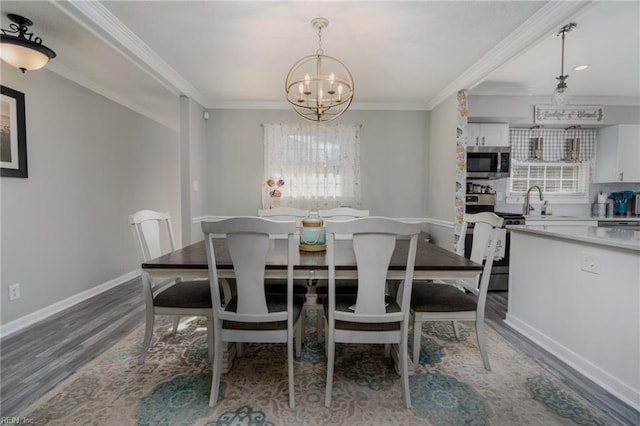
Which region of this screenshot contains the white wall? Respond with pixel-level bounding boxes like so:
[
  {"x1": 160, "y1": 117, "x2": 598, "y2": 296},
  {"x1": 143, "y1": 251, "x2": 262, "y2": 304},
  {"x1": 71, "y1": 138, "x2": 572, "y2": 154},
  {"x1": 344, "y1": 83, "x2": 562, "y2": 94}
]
[
  {"x1": 425, "y1": 94, "x2": 459, "y2": 249},
  {"x1": 0, "y1": 66, "x2": 181, "y2": 326},
  {"x1": 204, "y1": 108, "x2": 430, "y2": 218},
  {"x1": 180, "y1": 96, "x2": 208, "y2": 244}
]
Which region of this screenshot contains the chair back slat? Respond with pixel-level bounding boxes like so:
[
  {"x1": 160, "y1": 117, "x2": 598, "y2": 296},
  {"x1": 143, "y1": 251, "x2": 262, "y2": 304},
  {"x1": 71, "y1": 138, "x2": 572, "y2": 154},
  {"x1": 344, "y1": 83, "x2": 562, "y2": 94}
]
[
  {"x1": 227, "y1": 233, "x2": 270, "y2": 315},
  {"x1": 352, "y1": 234, "x2": 395, "y2": 315}
]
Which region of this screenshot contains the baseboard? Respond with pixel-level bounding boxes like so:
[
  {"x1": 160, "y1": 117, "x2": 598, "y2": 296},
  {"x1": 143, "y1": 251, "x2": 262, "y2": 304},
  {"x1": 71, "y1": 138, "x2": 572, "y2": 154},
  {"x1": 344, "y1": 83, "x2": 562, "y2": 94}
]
[
  {"x1": 0, "y1": 270, "x2": 140, "y2": 339},
  {"x1": 423, "y1": 218, "x2": 455, "y2": 229},
  {"x1": 505, "y1": 313, "x2": 640, "y2": 411}
]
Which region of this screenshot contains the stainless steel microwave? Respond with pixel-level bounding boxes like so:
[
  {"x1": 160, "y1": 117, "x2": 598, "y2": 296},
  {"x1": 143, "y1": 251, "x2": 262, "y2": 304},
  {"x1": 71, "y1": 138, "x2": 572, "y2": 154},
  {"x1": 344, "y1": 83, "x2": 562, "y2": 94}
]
[{"x1": 466, "y1": 146, "x2": 511, "y2": 179}]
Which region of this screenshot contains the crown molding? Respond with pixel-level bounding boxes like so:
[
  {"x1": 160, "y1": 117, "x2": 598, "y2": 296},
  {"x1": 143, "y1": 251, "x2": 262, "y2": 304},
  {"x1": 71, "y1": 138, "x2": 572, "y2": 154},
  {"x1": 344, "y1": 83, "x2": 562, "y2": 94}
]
[
  {"x1": 426, "y1": 0, "x2": 594, "y2": 110},
  {"x1": 206, "y1": 100, "x2": 430, "y2": 111},
  {"x1": 51, "y1": 0, "x2": 206, "y2": 107}
]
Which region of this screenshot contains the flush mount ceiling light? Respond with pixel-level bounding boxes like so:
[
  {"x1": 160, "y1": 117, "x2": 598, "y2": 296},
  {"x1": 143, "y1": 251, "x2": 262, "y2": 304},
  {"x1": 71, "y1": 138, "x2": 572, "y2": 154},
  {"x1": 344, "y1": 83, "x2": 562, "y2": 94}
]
[
  {"x1": 285, "y1": 17, "x2": 354, "y2": 123},
  {"x1": 551, "y1": 23, "x2": 577, "y2": 106},
  {"x1": 1, "y1": 14, "x2": 56, "y2": 73}
]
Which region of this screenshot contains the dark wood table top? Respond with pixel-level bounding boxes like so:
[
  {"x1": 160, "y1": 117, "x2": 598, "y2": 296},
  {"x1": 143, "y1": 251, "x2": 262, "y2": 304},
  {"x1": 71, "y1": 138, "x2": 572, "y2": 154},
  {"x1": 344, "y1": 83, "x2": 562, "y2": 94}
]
[{"x1": 142, "y1": 234, "x2": 482, "y2": 273}]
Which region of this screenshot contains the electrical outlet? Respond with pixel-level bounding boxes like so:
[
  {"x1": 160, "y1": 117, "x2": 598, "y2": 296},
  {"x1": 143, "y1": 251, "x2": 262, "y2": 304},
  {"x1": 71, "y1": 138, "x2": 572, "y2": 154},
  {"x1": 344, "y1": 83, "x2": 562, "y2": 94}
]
[
  {"x1": 580, "y1": 252, "x2": 600, "y2": 274},
  {"x1": 9, "y1": 283, "x2": 21, "y2": 301}
]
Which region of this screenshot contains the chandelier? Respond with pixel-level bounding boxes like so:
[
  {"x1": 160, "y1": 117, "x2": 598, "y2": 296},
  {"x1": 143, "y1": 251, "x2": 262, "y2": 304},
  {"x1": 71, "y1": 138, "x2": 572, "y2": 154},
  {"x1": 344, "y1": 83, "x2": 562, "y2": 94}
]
[
  {"x1": 285, "y1": 17, "x2": 354, "y2": 123},
  {"x1": 0, "y1": 14, "x2": 56, "y2": 73},
  {"x1": 551, "y1": 23, "x2": 576, "y2": 106}
]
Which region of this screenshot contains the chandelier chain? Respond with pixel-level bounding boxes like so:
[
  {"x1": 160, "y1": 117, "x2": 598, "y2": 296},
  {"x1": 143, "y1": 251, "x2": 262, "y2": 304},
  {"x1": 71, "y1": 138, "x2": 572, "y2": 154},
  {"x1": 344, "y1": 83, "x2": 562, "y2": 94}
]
[{"x1": 316, "y1": 24, "x2": 324, "y2": 55}]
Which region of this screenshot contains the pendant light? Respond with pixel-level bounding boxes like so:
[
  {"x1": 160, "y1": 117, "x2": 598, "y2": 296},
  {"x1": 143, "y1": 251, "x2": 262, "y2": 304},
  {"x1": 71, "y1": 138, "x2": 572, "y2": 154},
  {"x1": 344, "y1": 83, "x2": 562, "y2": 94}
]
[
  {"x1": 0, "y1": 14, "x2": 56, "y2": 73},
  {"x1": 285, "y1": 17, "x2": 354, "y2": 123},
  {"x1": 551, "y1": 23, "x2": 576, "y2": 106}
]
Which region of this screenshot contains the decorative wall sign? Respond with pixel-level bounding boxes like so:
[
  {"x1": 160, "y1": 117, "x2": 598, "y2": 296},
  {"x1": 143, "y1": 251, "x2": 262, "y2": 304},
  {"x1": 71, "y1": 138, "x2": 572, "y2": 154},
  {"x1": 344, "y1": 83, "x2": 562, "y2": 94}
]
[
  {"x1": 534, "y1": 105, "x2": 604, "y2": 125},
  {"x1": 1, "y1": 85, "x2": 28, "y2": 178}
]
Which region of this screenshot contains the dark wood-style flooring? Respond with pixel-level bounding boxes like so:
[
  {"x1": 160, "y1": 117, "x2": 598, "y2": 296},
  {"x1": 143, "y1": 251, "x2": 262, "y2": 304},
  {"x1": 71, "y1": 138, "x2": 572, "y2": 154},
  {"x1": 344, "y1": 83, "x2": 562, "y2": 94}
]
[{"x1": 1, "y1": 282, "x2": 638, "y2": 424}]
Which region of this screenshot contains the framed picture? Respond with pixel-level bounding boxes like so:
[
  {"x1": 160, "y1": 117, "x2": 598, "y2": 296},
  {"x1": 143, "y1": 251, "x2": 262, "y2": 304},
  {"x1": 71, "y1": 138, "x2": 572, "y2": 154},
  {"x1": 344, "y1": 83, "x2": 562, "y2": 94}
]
[{"x1": 1, "y1": 85, "x2": 28, "y2": 178}]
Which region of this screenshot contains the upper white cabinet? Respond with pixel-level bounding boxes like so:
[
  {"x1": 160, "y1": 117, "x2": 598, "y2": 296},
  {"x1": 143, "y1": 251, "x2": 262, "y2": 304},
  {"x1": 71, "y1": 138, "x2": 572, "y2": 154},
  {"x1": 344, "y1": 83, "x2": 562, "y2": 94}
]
[
  {"x1": 595, "y1": 125, "x2": 640, "y2": 183},
  {"x1": 467, "y1": 123, "x2": 509, "y2": 147}
]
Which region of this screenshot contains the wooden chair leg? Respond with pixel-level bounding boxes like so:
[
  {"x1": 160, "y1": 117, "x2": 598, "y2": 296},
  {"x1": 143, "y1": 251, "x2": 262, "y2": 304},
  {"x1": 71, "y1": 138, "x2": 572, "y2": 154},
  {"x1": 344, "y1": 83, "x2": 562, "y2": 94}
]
[
  {"x1": 412, "y1": 317, "x2": 422, "y2": 365},
  {"x1": 452, "y1": 320, "x2": 462, "y2": 340},
  {"x1": 401, "y1": 325, "x2": 412, "y2": 409},
  {"x1": 288, "y1": 335, "x2": 296, "y2": 408},
  {"x1": 139, "y1": 309, "x2": 155, "y2": 365},
  {"x1": 476, "y1": 320, "x2": 491, "y2": 371},
  {"x1": 171, "y1": 316, "x2": 180, "y2": 335},
  {"x1": 207, "y1": 317, "x2": 214, "y2": 363},
  {"x1": 209, "y1": 332, "x2": 223, "y2": 407},
  {"x1": 325, "y1": 329, "x2": 335, "y2": 408}
]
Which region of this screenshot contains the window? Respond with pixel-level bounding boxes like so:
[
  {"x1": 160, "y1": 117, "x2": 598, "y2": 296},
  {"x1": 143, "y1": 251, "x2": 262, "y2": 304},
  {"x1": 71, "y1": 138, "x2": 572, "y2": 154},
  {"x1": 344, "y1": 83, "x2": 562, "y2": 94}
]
[
  {"x1": 507, "y1": 128, "x2": 596, "y2": 203},
  {"x1": 263, "y1": 123, "x2": 360, "y2": 210},
  {"x1": 508, "y1": 160, "x2": 590, "y2": 201}
]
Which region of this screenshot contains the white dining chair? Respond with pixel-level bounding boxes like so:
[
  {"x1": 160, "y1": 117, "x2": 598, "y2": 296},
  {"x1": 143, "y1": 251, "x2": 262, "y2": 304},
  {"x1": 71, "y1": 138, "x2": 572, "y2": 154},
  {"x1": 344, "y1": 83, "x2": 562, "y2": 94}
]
[
  {"x1": 410, "y1": 212, "x2": 504, "y2": 371},
  {"x1": 129, "y1": 209, "x2": 213, "y2": 365},
  {"x1": 323, "y1": 217, "x2": 421, "y2": 409},
  {"x1": 312, "y1": 207, "x2": 371, "y2": 339},
  {"x1": 201, "y1": 217, "x2": 304, "y2": 408},
  {"x1": 318, "y1": 207, "x2": 370, "y2": 220},
  {"x1": 258, "y1": 206, "x2": 309, "y2": 225},
  {"x1": 257, "y1": 207, "x2": 309, "y2": 353}
]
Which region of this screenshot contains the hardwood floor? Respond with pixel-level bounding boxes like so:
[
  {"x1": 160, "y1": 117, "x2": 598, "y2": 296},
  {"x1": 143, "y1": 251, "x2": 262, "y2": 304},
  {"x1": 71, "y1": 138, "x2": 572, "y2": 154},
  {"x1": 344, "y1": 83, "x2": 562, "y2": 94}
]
[
  {"x1": 0, "y1": 277, "x2": 145, "y2": 417},
  {"x1": 485, "y1": 291, "x2": 639, "y2": 426},
  {"x1": 1, "y1": 284, "x2": 638, "y2": 424}
]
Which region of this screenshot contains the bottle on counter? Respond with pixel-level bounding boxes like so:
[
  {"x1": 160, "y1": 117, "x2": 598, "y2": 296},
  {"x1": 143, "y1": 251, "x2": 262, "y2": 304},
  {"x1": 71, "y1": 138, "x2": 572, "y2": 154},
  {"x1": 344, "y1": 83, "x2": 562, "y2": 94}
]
[{"x1": 543, "y1": 201, "x2": 552, "y2": 215}]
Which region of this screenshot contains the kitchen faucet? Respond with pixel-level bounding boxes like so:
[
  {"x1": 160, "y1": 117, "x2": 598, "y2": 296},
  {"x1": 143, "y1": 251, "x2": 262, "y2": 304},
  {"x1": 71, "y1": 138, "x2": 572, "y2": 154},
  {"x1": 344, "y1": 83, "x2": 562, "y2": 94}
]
[{"x1": 523, "y1": 185, "x2": 544, "y2": 215}]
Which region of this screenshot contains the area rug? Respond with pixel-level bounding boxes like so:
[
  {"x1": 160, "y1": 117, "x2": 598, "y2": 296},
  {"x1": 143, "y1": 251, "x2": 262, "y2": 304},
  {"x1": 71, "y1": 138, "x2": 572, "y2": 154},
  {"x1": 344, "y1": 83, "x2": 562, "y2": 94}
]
[{"x1": 19, "y1": 311, "x2": 614, "y2": 425}]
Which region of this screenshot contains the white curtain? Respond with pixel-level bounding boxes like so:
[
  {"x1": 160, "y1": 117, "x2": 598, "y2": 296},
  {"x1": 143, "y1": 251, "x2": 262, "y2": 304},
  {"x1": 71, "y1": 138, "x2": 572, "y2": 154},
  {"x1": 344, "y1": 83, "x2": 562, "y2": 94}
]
[{"x1": 263, "y1": 123, "x2": 361, "y2": 210}]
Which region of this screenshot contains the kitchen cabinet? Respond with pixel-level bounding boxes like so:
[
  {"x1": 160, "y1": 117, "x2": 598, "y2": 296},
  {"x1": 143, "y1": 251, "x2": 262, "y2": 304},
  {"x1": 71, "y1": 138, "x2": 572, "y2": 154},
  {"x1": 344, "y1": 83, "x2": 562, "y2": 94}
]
[
  {"x1": 468, "y1": 123, "x2": 509, "y2": 147},
  {"x1": 595, "y1": 124, "x2": 640, "y2": 183}
]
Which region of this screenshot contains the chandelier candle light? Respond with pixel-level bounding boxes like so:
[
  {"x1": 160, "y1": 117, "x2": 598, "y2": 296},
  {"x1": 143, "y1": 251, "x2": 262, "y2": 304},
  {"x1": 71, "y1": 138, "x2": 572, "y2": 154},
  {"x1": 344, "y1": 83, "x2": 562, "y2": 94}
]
[
  {"x1": 551, "y1": 23, "x2": 577, "y2": 106},
  {"x1": 285, "y1": 17, "x2": 354, "y2": 123},
  {"x1": 0, "y1": 14, "x2": 56, "y2": 73}
]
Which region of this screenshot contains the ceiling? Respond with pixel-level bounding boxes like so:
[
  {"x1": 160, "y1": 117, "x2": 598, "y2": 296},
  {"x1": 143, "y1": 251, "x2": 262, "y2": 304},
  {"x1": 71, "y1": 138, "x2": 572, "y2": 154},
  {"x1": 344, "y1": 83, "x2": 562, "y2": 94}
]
[{"x1": 2, "y1": 1, "x2": 638, "y2": 130}]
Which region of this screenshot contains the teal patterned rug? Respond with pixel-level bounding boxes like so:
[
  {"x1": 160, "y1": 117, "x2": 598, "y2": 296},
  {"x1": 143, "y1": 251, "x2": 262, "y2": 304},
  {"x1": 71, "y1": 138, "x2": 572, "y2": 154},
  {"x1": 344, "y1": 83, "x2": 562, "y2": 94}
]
[{"x1": 20, "y1": 311, "x2": 614, "y2": 425}]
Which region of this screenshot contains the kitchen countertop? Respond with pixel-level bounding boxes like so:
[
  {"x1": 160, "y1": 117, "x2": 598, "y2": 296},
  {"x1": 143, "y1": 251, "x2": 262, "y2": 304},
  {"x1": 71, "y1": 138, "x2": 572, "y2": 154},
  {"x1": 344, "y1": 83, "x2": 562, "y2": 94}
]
[
  {"x1": 524, "y1": 215, "x2": 640, "y2": 222},
  {"x1": 508, "y1": 225, "x2": 640, "y2": 251}
]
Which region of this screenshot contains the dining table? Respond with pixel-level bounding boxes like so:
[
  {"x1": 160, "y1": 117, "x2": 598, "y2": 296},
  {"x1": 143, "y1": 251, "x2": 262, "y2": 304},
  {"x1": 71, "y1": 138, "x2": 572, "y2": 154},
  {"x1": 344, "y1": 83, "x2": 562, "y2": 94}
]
[
  {"x1": 142, "y1": 233, "x2": 482, "y2": 282},
  {"x1": 141, "y1": 233, "x2": 483, "y2": 372}
]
